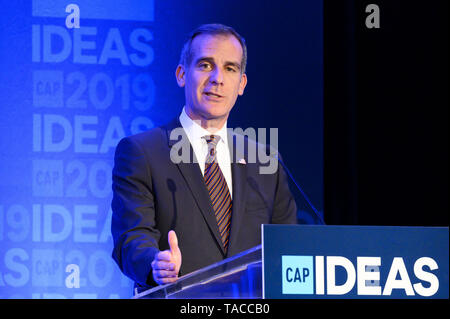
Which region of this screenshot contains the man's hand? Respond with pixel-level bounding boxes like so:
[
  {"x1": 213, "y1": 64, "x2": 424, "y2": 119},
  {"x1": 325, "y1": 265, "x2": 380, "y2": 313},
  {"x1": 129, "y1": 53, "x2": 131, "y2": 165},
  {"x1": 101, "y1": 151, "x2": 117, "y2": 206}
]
[{"x1": 151, "y1": 230, "x2": 182, "y2": 285}]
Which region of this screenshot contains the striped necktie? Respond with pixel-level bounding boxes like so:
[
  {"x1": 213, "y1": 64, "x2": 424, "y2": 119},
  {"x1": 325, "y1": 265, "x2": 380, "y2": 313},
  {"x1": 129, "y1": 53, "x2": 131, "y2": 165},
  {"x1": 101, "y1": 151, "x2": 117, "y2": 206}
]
[{"x1": 203, "y1": 135, "x2": 232, "y2": 252}]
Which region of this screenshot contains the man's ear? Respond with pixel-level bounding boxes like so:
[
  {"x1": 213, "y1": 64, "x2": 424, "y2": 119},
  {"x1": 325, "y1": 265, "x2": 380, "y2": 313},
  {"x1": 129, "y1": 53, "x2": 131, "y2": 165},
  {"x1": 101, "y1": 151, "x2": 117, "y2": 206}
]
[
  {"x1": 175, "y1": 64, "x2": 186, "y2": 87},
  {"x1": 238, "y1": 73, "x2": 247, "y2": 95}
]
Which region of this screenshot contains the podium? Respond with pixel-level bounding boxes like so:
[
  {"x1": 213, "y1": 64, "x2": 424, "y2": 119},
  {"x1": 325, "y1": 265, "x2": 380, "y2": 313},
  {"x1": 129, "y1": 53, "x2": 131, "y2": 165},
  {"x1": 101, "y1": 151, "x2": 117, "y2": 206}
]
[
  {"x1": 133, "y1": 245, "x2": 262, "y2": 299},
  {"x1": 134, "y1": 225, "x2": 449, "y2": 299}
]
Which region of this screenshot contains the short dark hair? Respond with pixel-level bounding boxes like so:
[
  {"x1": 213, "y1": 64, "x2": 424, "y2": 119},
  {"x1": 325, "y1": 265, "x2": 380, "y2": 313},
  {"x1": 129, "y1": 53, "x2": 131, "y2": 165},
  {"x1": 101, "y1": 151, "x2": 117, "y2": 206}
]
[{"x1": 179, "y1": 23, "x2": 247, "y2": 74}]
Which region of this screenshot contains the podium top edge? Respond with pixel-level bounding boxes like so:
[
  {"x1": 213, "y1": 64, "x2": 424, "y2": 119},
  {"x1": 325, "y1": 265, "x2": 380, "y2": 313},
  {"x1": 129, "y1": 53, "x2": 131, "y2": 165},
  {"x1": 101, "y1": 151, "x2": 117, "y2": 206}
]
[{"x1": 264, "y1": 224, "x2": 449, "y2": 230}]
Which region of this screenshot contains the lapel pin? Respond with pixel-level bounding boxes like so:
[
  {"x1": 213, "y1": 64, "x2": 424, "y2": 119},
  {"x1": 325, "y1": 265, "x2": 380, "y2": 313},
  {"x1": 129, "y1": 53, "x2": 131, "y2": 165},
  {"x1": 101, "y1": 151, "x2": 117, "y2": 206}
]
[{"x1": 238, "y1": 158, "x2": 246, "y2": 165}]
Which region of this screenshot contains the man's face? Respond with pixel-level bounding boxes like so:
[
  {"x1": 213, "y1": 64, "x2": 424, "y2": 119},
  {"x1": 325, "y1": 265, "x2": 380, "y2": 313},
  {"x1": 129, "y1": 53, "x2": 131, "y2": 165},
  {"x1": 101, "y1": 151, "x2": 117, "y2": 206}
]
[{"x1": 176, "y1": 34, "x2": 247, "y2": 126}]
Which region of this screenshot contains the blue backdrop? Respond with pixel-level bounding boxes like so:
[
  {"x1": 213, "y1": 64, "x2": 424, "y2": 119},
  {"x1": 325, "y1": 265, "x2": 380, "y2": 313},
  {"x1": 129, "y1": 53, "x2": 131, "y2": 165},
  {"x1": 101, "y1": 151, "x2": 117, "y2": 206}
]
[{"x1": 0, "y1": 0, "x2": 322, "y2": 298}]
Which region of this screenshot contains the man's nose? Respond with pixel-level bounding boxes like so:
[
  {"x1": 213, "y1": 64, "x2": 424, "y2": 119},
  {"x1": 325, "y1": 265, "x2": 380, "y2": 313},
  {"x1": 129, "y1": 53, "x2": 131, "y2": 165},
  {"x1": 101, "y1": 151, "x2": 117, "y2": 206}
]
[{"x1": 209, "y1": 68, "x2": 224, "y2": 85}]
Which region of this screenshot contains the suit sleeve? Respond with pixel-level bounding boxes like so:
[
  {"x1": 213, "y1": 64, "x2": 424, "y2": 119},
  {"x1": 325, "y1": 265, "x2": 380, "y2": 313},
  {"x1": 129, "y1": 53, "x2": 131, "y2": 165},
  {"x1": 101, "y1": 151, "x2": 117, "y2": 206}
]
[
  {"x1": 111, "y1": 136, "x2": 160, "y2": 287},
  {"x1": 271, "y1": 153, "x2": 298, "y2": 224}
]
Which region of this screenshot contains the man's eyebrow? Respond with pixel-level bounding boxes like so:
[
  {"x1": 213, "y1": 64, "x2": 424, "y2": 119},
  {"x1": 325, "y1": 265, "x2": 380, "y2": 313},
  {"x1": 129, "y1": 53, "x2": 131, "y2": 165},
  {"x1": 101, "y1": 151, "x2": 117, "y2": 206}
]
[{"x1": 194, "y1": 57, "x2": 215, "y2": 65}]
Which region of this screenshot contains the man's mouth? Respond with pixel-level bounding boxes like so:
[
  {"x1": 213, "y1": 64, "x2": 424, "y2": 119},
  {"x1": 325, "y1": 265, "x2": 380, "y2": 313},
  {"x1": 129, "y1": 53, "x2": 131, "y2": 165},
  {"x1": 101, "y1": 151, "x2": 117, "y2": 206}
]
[{"x1": 203, "y1": 91, "x2": 223, "y2": 98}]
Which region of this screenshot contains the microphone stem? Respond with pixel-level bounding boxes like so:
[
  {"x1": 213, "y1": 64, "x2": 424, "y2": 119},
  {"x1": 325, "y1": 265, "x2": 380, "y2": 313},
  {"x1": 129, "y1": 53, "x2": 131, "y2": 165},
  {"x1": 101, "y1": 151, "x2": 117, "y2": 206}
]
[{"x1": 277, "y1": 155, "x2": 325, "y2": 225}]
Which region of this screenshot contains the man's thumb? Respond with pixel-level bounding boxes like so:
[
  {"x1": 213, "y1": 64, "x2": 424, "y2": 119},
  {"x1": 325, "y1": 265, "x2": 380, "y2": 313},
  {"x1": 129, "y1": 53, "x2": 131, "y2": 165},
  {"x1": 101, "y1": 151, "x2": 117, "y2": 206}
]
[{"x1": 168, "y1": 230, "x2": 179, "y2": 254}]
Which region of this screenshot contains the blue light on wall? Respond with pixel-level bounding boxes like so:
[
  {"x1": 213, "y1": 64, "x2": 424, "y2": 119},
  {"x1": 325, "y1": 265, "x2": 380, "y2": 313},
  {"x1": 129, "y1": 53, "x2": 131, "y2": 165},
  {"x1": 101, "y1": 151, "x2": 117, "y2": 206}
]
[{"x1": 0, "y1": 0, "x2": 323, "y2": 298}]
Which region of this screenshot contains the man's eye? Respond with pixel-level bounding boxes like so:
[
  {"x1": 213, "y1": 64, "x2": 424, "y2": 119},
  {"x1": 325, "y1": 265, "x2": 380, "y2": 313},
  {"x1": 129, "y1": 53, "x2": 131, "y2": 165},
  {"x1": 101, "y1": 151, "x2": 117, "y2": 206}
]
[{"x1": 199, "y1": 63, "x2": 212, "y2": 70}]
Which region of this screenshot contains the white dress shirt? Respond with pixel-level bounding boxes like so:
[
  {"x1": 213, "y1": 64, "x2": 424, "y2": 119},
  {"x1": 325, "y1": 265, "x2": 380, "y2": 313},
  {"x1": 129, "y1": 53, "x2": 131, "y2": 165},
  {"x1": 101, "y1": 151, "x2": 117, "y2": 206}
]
[{"x1": 179, "y1": 107, "x2": 233, "y2": 198}]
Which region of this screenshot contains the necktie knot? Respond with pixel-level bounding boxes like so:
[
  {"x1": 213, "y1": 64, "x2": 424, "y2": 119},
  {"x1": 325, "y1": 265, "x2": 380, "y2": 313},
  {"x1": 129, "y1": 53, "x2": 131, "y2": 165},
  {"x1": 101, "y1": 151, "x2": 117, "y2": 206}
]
[
  {"x1": 204, "y1": 135, "x2": 220, "y2": 147},
  {"x1": 203, "y1": 135, "x2": 220, "y2": 163}
]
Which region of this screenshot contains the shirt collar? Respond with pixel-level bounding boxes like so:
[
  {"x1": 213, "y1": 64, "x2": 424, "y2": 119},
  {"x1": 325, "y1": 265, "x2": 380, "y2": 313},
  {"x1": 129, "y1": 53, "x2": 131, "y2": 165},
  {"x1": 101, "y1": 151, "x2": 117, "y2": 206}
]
[{"x1": 179, "y1": 106, "x2": 228, "y2": 146}]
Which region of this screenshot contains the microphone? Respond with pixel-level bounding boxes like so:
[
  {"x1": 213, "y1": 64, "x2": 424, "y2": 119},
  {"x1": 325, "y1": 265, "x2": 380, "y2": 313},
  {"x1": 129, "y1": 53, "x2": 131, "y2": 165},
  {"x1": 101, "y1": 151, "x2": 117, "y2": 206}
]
[{"x1": 268, "y1": 148, "x2": 326, "y2": 225}]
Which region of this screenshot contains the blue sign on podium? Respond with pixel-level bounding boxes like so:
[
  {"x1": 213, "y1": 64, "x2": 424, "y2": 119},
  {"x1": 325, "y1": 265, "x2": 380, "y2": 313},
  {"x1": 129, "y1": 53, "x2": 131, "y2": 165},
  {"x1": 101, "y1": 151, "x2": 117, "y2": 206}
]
[{"x1": 262, "y1": 225, "x2": 449, "y2": 299}]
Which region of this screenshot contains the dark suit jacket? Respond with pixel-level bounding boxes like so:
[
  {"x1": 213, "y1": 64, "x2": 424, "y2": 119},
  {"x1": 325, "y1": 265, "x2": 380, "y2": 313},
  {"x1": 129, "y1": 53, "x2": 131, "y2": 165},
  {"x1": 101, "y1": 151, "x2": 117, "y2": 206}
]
[{"x1": 111, "y1": 118, "x2": 297, "y2": 289}]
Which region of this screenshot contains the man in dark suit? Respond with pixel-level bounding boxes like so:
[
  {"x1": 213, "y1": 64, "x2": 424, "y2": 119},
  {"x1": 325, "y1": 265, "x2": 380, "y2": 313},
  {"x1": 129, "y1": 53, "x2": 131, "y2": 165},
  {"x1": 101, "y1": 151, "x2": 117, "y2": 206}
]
[{"x1": 111, "y1": 24, "x2": 297, "y2": 290}]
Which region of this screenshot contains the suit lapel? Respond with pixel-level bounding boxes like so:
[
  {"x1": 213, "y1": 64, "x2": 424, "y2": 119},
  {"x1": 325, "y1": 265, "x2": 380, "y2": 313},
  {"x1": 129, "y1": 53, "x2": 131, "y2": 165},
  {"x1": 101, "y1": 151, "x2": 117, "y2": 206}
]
[
  {"x1": 165, "y1": 119, "x2": 225, "y2": 254},
  {"x1": 227, "y1": 132, "x2": 249, "y2": 256}
]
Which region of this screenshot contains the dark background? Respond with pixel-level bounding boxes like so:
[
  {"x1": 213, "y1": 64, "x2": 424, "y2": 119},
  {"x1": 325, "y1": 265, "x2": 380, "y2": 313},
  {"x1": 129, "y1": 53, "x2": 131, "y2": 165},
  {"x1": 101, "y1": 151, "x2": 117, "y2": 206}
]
[{"x1": 324, "y1": 0, "x2": 448, "y2": 226}]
